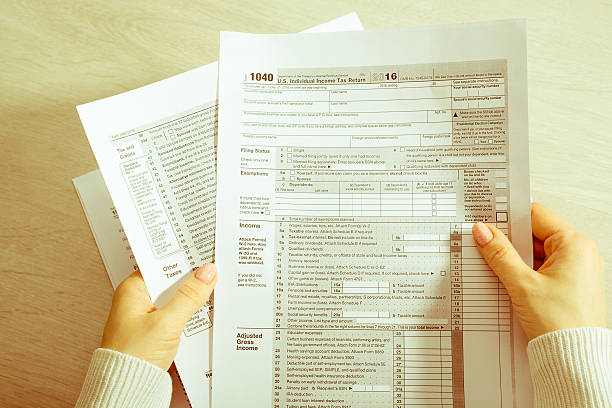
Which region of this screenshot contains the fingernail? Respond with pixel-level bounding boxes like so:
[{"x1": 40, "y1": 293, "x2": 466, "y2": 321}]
[
  {"x1": 195, "y1": 263, "x2": 217, "y2": 284},
  {"x1": 472, "y1": 222, "x2": 493, "y2": 247}
]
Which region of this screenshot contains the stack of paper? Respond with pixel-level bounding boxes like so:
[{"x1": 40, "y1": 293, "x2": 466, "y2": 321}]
[
  {"x1": 74, "y1": 14, "x2": 533, "y2": 408},
  {"x1": 74, "y1": 13, "x2": 364, "y2": 408}
]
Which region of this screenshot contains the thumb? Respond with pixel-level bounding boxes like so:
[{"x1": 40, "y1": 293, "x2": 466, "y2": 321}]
[
  {"x1": 472, "y1": 222, "x2": 532, "y2": 287},
  {"x1": 158, "y1": 263, "x2": 218, "y2": 327}
]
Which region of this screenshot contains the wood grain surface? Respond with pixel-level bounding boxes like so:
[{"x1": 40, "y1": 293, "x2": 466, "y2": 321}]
[{"x1": 1, "y1": 1, "x2": 610, "y2": 406}]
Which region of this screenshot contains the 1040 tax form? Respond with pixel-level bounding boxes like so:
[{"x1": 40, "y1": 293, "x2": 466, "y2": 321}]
[{"x1": 213, "y1": 20, "x2": 533, "y2": 407}]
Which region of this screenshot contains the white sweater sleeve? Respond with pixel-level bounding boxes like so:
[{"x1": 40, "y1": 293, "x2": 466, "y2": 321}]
[
  {"x1": 527, "y1": 327, "x2": 612, "y2": 408},
  {"x1": 75, "y1": 348, "x2": 172, "y2": 408}
]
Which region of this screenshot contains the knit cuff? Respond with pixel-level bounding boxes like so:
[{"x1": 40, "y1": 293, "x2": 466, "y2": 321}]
[
  {"x1": 527, "y1": 327, "x2": 612, "y2": 408},
  {"x1": 75, "y1": 348, "x2": 172, "y2": 408}
]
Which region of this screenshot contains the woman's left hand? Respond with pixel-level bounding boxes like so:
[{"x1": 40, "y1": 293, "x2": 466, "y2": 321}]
[{"x1": 100, "y1": 263, "x2": 218, "y2": 370}]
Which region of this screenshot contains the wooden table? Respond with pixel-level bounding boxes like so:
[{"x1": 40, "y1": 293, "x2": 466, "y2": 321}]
[{"x1": 1, "y1": 1, "x2": 610, "y2": 406}]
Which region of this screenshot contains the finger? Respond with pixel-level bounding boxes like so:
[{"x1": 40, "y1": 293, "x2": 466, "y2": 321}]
[
  {"x1": 472, "y1": 222, "x2": 533, "y2": 286},
  {"x1": 113, "y1": 271, "x2": 154, "y2": 314},
  {"x1": 533, "y1": 238, "x2": 545, "y2": 259},
  {"x1": 531, "y1": 202, "x2": 573, "y2": 242},
  {"x1": 158, "y1": 263, "x2": 218, "y2": 327}
]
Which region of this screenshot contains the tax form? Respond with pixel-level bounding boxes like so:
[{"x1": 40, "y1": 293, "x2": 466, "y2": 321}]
[
  {"x1": 76, "y1": 13, "x2": 363, "y2": 408},
  {"x1": 213, "y1": 20, "x2": 533, "y2": 407}
]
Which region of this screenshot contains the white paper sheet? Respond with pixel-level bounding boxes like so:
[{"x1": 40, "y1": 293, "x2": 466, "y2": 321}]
[
  {"x1": 76, "y1": 13, "x2": 363, "y2": 408},
  {"x1": 213, "y1": 20, "x2": 533, "y2": 407},
  {"x1": 73, "y1": 169, "x2": 191, "y2": 408}
]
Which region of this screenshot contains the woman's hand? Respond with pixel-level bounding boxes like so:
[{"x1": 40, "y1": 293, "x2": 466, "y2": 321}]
[
  {"x1": 472, "y1": 203, "x2": 606, "y2": 340},
  {"x1": 100, "y1": 263, "x2": 218, "y2": 370}
]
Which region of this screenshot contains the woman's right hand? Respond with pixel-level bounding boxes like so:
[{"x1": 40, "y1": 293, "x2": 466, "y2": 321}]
[{"x1": 471, "y1": 202, "x2": 607, "y2": 340}]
